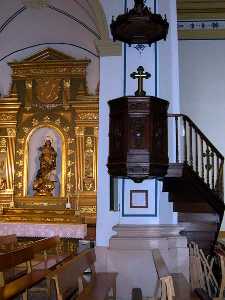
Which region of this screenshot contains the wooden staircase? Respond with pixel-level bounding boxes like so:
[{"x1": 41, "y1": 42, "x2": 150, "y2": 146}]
[{"x1": 163, "y1": 114, "x2": 225, "y2": 254}]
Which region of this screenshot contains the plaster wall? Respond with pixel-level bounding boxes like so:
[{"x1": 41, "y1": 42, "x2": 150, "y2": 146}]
[{"x1": 179, "y1": 40, "x2": 225, "y2": 228}]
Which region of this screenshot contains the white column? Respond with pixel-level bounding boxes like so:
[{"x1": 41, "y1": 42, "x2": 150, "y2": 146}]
[
  {"x1": 96, "y1": 56, "x2": 123, "y2": 247},
  {"x1": 158, "y1": 0, "x2": 180, "y2": 224},
  {"x1": 158, "y1": 0, "x2": 180, "y2": 114}
]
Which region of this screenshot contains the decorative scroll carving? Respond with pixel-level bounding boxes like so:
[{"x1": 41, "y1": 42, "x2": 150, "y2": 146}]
[
  {"x1": 84, "y1": 137, "x2": 94, "y2": 178},
  {"x1": 0, "y1": 114, "x2": 14, "y2": 121},
  {"x1": 43, "y1": 116, "x2": 51, "y2": 122},
  {"x1": 55, "y1": 118, "x2": 61, "y2": 126},
  {"x1": 75, "y1": 127, "x2": 84, "y2": 136},
  {"x1": 23, "y1": 127, "x2": 29, "y2": 134},
  {"x1": 0, "y1": 138, "x2": 7, "y2": 153},
  {"x1": 32, "y1": 118, "x2": 39, "y2": 127},
  {"x1": 80, "y1": 206, "x2": 96, "y2": 214},
  {"x1": 0, "y1": 138, "x2": 7, "y2": 189},
  {"x1": 83, "y1": 178, "x2": 95, "y2": 191},
  {"x1": 35, "y1": 78, "x2": 61, "y2": 104},
  {"x1": 13, "y1": 67, "x2": 86, "y2": 77},
  {"x1": 7, "y1": 128, "x2": 16, "y2": 137},
  {"x1": 77, "y1": 113, "x2": 98, "y2": 120}
]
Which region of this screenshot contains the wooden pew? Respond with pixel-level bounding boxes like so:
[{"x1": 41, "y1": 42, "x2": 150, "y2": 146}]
[
  {"x1": 152, "y1": 249, "x2": 200, "y2": 300},
  {"x1": 0, "y1": 236, "x2": 73, "y2": 299},
  {"x1": 30, "y1": 236, "x2": 73, "y2": 297},
  {"x1": 0, "y1": 234, "x2": 18, "y2": 252},
  {"x1": 0, "y1": 245, "x2": 47, "y2": 300},
  {"x1": 48, "y1": 248, "x2": 118, "y2": 300},
  {"x1": 31, "y1": 236, "x2": 72, "y2": 271}
]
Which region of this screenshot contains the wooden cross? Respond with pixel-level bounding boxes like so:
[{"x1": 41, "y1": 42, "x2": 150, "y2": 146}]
[{"x1": 130, "y1": 66, "x2": 151, "y2": 97}]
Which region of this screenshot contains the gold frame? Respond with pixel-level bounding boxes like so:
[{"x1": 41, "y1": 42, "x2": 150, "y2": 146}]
[{"x1": 23, "y1": 124, "x2": 66, "y2": 197}]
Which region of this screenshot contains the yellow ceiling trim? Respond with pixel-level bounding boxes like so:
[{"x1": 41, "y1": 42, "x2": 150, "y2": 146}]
[
  {"x1": 178, "y1": 29, "x2": 225, "y2": 39},
  {"x1": 177, "y1": 0, "x2": 225, "y2": 20}
]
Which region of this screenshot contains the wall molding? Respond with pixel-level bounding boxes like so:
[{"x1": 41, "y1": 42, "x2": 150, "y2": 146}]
[
  {"x1": 0, "y1": 6, "x2": 26, "y2": 34},
  {"x1": 178, "y1": 29, "x2": 225, "y2": 40},
  {"x1": 177, "y1": 0, "x2": 225, "y2": 20},
  {"x1": 48, "y1": 4, "x2": 101, "y2": 40}
]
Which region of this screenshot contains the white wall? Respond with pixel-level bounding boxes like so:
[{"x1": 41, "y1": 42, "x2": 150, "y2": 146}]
[{"x1": 179, "y1": 40, "x2": 225, "y2": 228}]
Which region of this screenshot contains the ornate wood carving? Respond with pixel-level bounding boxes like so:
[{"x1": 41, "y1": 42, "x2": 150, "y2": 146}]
[{"x1": 108, "y1": 96, "x2": 169, "y2": 182}]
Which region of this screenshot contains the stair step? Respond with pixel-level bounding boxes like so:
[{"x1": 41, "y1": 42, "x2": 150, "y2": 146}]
[
  {"x1": 169, "y1": 192, "x2": 208, "y2": 203},
  {"x1": 179, "y1": 222, "x2": 218, "y2": 231},
  {"x1": 174, "y1": 202, "x2": 214, "y2": 213},
  {"x1": 178, "y1": 213, "x2": 219, "y2": 224},
  {"x1": 180, "y1": 231, "x2": 215, "y2": 241}
]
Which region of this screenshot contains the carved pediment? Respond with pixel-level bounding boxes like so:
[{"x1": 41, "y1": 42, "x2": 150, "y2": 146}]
[
  {"x1": 8, "y1": 48, "x2": 91, "y2": 104},
  {"x1": 21, "y1": 48, "x2": 76, "y2": 63},
  {"x1": 9, "y1": 48, "x2": 91, "y2": 79}
]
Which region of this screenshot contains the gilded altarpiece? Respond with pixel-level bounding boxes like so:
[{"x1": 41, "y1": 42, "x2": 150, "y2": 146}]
[{"x1": 0, "y1": 48, "x2": 98, "y2": 225}]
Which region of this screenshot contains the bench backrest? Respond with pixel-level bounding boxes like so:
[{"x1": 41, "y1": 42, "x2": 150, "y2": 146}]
[
  {"x1": 152, "y1": 249, "x2": 170, "y2": 280},
  {"x1": 32, "y1": 236, "x2": 60, "y2": 255},
  {"x1": 152, "y1": 249, "x2": 175, "y2": 300},
  {"x1": 49, "y1": 248, "x2": 96, "y2": 300},
  {"x1": 0, "y1": 234, "x2": 17, "y2": 245},
  {"x1": 0, "y1": 245, "x2": 34, "y2": 272}
]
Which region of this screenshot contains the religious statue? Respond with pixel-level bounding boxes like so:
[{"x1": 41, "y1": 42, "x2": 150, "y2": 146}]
[{"x1": 33, "y1": 139, "x2": 57, "y2": 196}]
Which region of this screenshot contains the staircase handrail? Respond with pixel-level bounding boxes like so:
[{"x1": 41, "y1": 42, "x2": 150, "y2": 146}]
[{"x1": 168, "y1": 114, "x2": 224, "y2": 160}]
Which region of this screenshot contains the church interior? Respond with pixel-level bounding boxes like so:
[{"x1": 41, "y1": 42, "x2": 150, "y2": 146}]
[{"x1": 0, "y1": 0, "x2": 225, "y2": 299}]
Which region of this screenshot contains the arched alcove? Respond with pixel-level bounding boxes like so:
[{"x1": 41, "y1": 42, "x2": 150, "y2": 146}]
[{"x1": 25, "y1": 126, "x2": 65, "y2": 197}]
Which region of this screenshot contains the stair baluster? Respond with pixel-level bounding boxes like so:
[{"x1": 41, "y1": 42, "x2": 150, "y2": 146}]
[{"x1": 166, "y1": 114, "x2": 224, "y2": 254}]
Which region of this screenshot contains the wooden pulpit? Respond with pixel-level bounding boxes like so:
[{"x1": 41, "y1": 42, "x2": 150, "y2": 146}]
[{"x1": 107, "y1": 66, "x2": 169, "y2": 182}]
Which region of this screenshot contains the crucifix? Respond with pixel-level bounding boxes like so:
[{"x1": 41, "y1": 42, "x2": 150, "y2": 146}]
[{"x1": 130, "y1": 66, "x2": 151, "y2": 97}]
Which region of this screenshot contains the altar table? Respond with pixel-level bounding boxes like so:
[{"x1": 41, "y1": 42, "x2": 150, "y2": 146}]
[{"x1": 0, "y1": 223, "x2": 87, "y2": 239}]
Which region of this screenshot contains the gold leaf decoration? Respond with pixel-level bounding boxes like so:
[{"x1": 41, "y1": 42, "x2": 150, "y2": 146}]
[
  {"x1": 7, "y1": 128, "x2": 16, "y2": 137},
  {"x1": 32, "y1": 118, "x2": 39, "y2": 127},
  {"x1": 77, "y1": 113, "x2": 98, "y2": 120},
  {"x1": 0, "y1": 114, "x2": 14, "y2": 121},
  {"x1": 23, "y1": 127, "x2": 29, "y2": 134}
]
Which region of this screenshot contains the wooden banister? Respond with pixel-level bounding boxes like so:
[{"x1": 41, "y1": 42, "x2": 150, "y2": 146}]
[
  {"x1": 168, "y1": 114, "x2": 223, "y2": 159},
  {"x1": 168, "y1": 114, "x2": 224, "y2": 200},
  {"x1": 132, "y1": 288, "x2": 143, "y2": 300}
]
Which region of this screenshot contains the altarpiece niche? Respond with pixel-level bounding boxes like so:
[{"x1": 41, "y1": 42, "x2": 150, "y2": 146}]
[{"x1": 0, "y1": 48, "x2": 98, "y2": 225}]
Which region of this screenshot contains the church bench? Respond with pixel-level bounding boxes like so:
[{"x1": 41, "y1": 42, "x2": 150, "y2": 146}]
[
  {"x1": 0, "y1": 269, "x2": 47, "y2": 300},
  {"x1": 31, "y1": 236, "x2": 72, "y2": 271},
  {"x1": 0, "y1": 237, "x2": 64, "y2": 283},
  {"x1": 0, "y1": 236, "x2": 69, "y2": 285},
  {"x1": 0, "y1": 234, "x2": 18, "y2": 252},
  {"x1": 48, "y1": 248, "x2": 118, "y2": 300},
  {"x1": 0, "y1": 244, "x2": 35, "y2": 287},
  {"x1": 152, "y1": 249, "x2": 200, "y2": 300},
  {"x1": 0, "y1": 245, "x2": 48, "y2": 300},
  {"x1": 29, "y1": 236, "x2": 74, "y2": 297}
]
